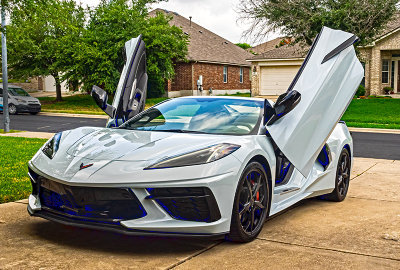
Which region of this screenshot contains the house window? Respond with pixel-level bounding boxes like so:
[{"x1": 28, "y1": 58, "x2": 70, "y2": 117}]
[
  {"x1": 239, "y1": 67, "x2": 243, "y2": 83},
  {"x1": 223, "y1": 66, "x2": 228, "y2": 83},
  {"x1": 361, "y1": 62, "x2": 365, "y2": 87},
  {"x1": 391, "y1": 61, "x2": 395, "y2": 89},
  {"x1": 382, "y1": 60, "x2": 389, "y2": 84}
]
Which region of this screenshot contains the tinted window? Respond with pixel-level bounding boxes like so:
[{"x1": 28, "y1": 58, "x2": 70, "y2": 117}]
[{"x1": 9, "y1": 88, "x2": 30, "y2": 97}]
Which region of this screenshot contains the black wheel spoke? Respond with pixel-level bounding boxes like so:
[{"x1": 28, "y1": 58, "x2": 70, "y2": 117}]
[
  {"x1": 239, "y1": 202, "x2": 250, "y2": 219},
  {"x1": 254, "y1": 201, "x2": 265, "y2": 209},
  {"x1": 238, "y1": 168, "x2": 268, "y2": 235}
]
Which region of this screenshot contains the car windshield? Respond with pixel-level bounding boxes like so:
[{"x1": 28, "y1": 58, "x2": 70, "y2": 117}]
[
  {"x1": 120, "y1": 98, "x2": 263, "y2": 135},
  {"x1": 9, "y1": 88, "x2": 30, "y2": 97}
]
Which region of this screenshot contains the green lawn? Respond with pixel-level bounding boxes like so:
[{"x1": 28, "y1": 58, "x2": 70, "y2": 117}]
[
  {"x1": 342, "y1": 98, "x2": 400, "y2": 129},
  {"x1": 38, "y1": 93, "x2": 251, "y2": 115},
  {"x1": 39, "y1": 94, "x2": 169, "y2": 115},
  {"x1": 0, "y1": 129, "x2": 21, "y2": 133},
  {"x1": 0, "y1": 137, "x2": 47, "y2": 203}
]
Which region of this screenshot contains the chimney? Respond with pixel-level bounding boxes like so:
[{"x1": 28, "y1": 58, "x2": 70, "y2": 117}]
[{"x1": 189, "y1": 16, "x2": 192, "y2": 26}]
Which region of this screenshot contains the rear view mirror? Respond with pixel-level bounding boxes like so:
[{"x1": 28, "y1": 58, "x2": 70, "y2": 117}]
[
  {"x1": 91, "y1": 85, "x2": 115, "y2": 118},
  {"x1": 266, "y1": 90, "x2": 301, "y2": 126}
]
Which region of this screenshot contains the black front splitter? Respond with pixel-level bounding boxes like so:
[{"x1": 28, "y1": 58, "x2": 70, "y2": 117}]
[{"x1": 27, "y1": 205, "x2": 226, "y2": 240}]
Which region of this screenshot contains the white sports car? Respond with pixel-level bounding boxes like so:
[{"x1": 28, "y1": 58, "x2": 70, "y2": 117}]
[{"x1": 27, "y1": 27, "x2": 363, "y2": 242}]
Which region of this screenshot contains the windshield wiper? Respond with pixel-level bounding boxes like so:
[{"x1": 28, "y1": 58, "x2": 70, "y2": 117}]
[{"x1": 157, "y1": 129, "x2": 208, "y2": 134}]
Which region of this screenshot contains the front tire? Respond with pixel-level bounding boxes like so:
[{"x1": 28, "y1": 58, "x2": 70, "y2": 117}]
[
  {"x1": 228, "y1": 161, "x2": 270, "y2": 242},
  {"x1": 9, "y1": 104, "x2": 17, "y2": 115},
  {"x1": 322, "y1": 148, "x2": 351, "y2": 202}
]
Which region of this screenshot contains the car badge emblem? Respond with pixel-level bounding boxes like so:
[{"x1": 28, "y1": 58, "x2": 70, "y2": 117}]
[{"x1": 80, "y1": 163, "x2": 94, "y2": 170}]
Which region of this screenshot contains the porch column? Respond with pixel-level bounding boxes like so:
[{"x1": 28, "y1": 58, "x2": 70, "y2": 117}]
[
  {"x1": 369, "y1": 49, "x2": 381, "y2": 95},
  {"x1": 251, "y1": 64, "x2": 260, "y2": 97}
]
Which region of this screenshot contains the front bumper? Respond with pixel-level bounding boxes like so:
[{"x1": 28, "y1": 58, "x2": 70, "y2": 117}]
[
  {"x1": 16, "y1": 103, "x2": 41, "y2": 113},
  {"x1": 27, "y1": 164, "x2": 238, "y2": 237}
]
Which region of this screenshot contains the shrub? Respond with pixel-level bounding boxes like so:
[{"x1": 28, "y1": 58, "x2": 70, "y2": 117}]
[
  {"x1": 383, "y1": 87, "x2": 393, "y2": 94},
  {"x1": 355, "y1": 85, "x2": 366, "y2": 97}
]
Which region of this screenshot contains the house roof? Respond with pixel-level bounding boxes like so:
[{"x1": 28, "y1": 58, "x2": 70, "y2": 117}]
[
  {"x1": 250, "y1": 42, "x2": 309, "y2": 61},
  {"x1": 251, "y1": 37, "x2": 289, "y2": 54},
  {"x1": 149, "y1": 9, "x2": 253, "y2": 66},
  {"x1": 250, "y1": 12, "x2": 400, "y2": 61},
  {"x1": 378, "y1": 12, "x2": 400, "y2": 38}
]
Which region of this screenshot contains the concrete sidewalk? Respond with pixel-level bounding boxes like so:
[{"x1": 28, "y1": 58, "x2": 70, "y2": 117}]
[{"x1": 0, "y1": 157, "x2": 399, "y2": 269}]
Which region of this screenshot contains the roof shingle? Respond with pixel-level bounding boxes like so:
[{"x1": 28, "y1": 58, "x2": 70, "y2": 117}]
[
  {"x1": 250, "y1": 12, "x2": 400, "y2": 61},
  {"x1": 150, "y1": 9, "x2": 253, "y2": 66}
]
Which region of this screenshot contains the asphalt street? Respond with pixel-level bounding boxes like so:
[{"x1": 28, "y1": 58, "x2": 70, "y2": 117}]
[
  {"x1": 2, "y1": 113, "x2": 107, "y2": 133},
  {"x1": 1, "y1": 113, "x2": 399, "y2": 160}
]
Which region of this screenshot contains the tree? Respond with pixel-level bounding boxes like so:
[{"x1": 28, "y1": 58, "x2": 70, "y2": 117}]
[
  {"x1": 239, "y1": 0, "x2": 400, "y2": 46},
  {"x1": 7, "y1": 0, "x2": 85, "y2": 101},
  {"x1": 235, "y1": 43, "x2": 252, "y2": 50},
  {"x1": 66, "y1": 0, "x2": 188, "y2": 98}
]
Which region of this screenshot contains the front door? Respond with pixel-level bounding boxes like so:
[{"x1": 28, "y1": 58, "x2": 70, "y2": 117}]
[
  {"x1": 109, "y1": 35, "x2": 148, "y2": 127},
  {"x1": 266, "y1": 27, "x2": 364, "y2": 177},
  {"x1": 398, "y1": 61, "x2": 400, "y2": 92}
]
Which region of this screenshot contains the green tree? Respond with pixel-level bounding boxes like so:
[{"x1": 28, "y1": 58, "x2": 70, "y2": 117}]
[
  {"x1": 235, "y1": 43, "x2": 252, "y2": 50},
  {"x1": 7, "y1": 0, "x2": 85, "y2": 101},
  {"x1": 239, "y1": 0, "x2": 400, "y2": 46},
  {"x1": 67, "y1": 0, "x2": 188, "y2": 98}
]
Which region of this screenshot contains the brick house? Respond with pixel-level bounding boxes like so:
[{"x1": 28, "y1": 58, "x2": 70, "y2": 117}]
[
  {"x1": 151, "y1": 9, "x2": 253, "y2": 97},
  {"x1": 249, "y1": 14, "x2": 400, "y2": 96},
  {"x1": 359, "y1": 13, "x2": 400, "y2": 95}
]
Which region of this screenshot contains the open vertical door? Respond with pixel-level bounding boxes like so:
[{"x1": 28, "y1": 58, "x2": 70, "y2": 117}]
[
  {"x1": 266, "y1": 27, "x2": 364, "y2": 177},
  {"x1": 91, "y1": 35, "x2": 148, "y2": 127}
]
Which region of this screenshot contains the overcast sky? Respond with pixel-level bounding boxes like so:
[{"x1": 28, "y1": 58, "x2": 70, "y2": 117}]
[{"x1": 76, "y1": 0, "x2": 278, "y2": 45}]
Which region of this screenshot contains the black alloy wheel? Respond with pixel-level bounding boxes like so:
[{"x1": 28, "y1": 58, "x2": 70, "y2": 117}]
[
  {"x1": 8, "y1": 104, "x2": 17, "y2": 115},
  {"x1": 228, "y1": 161, "x2": 269, "y2": 242},
  {"x1": 322, "y1": 148, "x2": 351, "y2": 202}
]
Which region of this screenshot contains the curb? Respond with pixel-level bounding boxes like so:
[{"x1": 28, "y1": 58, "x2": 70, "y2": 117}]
[
  {"x1": 348, "y1": 127, "x2": 400, "y2": 134},
  {"x1": 39, "y1": 112, "x2": 108, "y2": 119},
  {"x1": 0, "y1": 131, "x2": 54, "y2": 139}
]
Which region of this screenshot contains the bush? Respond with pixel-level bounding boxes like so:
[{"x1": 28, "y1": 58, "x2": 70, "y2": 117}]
[
  {"x1": 355, "y1": 85, "x2": 366, "y2": 97},
  {"x1": 383, "y1": 87, "x2": 393, "y2": 94}
]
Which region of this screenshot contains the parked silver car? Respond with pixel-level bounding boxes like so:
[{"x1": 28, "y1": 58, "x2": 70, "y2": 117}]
[{"x1": 0, "y1": 85, "x2": 41, "y2": 115}]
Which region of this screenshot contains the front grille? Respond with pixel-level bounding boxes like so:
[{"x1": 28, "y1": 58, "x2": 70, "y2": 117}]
[
  {"x1": 146, "y1": 187, "x2": 221, "y2": 223},
  {"x1": 37, "y1": 177, "x2": 146, "y2": 223}
]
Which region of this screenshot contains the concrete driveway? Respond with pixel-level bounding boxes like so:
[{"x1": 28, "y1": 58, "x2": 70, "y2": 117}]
[{"x1": 1, "y1": 157, "x2": 399, "y2": 269}]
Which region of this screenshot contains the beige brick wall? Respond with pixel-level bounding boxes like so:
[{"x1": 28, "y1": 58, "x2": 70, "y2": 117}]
[
  {"x1": 251, "y1": 64, "x2": 260, "y2": 97},
  {"x1": 360, "y1": 30, "x2": 400, "y2": 95}
]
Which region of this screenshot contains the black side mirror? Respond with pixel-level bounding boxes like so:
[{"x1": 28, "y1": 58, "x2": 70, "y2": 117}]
[
  {"x1": 91, "y1": 85, "x2": 115, "y2": 118},
  {"x1": 266, "y1": 90, "x2": 301, "y2": 126}
]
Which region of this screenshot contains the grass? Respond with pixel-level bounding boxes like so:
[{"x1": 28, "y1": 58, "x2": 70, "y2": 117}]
[
  {"x1": 0, "y1": 129, "x2": 21, "y2": 133},
  {"x1": 39, "y1": 94, "x2": 168, "y2": 115},
  {"x1": 0, "y1": 137, "x2": 47, "y2": 203},
  {"x1": 342, "y1": 98, "x2": 400, "y2": 129},
  {"x1": 38, "y1": 93, "x2": 250, "y2": 115}
]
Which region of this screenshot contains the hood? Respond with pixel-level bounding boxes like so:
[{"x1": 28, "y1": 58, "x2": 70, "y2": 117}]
[
  {"x1": 10, "y1": 95, "x2": 39, "y2": 103},
  {"x1": 65, "y1": 128, "x2": 232, "y2": 162},
  {"x1": 30, "y1": 127, "x2": 239, "y2": 183}
]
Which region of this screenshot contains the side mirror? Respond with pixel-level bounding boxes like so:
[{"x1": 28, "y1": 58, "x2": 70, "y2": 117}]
[
  {"x1": 266, "y1": 90, "x2": 301, "y2": 126},
  {"x1": 91, "y1": 85, "x2": 115, "y2": 118}
]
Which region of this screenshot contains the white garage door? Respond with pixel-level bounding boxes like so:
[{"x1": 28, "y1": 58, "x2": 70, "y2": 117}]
[{"x1": 260, "y1": 65, "x2": 301, "y2": 95}]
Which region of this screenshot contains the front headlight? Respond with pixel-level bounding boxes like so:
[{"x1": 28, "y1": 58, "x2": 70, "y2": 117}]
[
  {"x1": 145, "y1": 143, "x2": 240, "y2": 170},
  {"x1": 42, "y1": 132, "x2": 62, "y2": 159}
]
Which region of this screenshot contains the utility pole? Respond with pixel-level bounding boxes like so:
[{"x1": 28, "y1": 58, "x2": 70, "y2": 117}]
[{"x1": 1, "y1": 1, "x2": 9, "y2": 132}]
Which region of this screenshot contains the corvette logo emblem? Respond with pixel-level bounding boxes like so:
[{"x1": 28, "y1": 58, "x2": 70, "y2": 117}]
[{"x1": 79, "y1": 163, "x2": 94, "y2": 170}]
